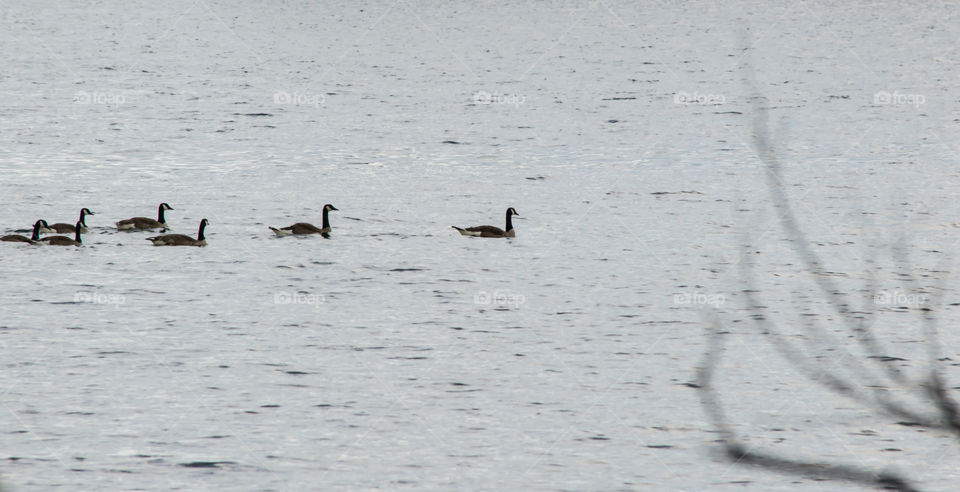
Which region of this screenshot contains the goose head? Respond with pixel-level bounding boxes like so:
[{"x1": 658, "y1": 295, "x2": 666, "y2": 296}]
[
  {"x1": 323, "y1": 204, "x2": 338, "y2": 212},
  {"x1": 160, "y1": 203, "x2": 174, "y2": 211},
  {"x1": 79, "y1": 208, "x2": 95, "y2": 226},
  {"x1": 507, "y1": 207, "x2": 519, "y2": 217}
]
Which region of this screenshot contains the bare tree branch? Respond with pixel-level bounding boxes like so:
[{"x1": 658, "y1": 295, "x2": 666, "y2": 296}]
[{"x1": 696, "y1": 30, "x2": 960, "y2": 491}]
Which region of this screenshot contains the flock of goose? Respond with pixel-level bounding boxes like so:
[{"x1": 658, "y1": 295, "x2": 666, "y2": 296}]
[{"x1": 0, "y1": 204, "x2": 521, "y2": 247}]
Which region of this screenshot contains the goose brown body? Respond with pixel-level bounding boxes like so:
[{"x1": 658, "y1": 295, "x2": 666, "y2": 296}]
[
  {"x1": 271, "y1": 222, "x2": 328, "y2": 235},
  {"x1": 0, "y1": 234, "x2": 34, "y2": 243}
]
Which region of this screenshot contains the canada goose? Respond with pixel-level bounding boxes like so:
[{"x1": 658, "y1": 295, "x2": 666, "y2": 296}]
[
  {"x1": 1, "y1": 220, "x2": 48, "y2": 244},
  {"x1": 117, "y1": 203, "x2": 173, "y2": 230},
  {"x1": 47, "y1": 208, "x2": 95, "y2": 233},
  {"x1": 146, "y1": 218, "x2": 209, "y2": 246},
  {"x1": 269, "y1": 204, "x2": 338, "y2": 237},
  {"x1": 452, "y1": 207, "x2": 519, "y2": 238},
  {"x1": 39, "y1": 221, "x2": 83, "y2": 246}
]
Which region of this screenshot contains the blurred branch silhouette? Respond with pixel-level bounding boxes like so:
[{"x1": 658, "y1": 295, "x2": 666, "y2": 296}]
[{"x1": 696, "y1": 34, "x2": 960, "y2": 492}]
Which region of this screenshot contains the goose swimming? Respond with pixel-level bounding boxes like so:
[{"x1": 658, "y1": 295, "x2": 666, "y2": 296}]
[
  {"x1": 117, "y1": 203, "x2": 173, "y2": 230},
  {"x1": 452, "y1": 208, "x2": 519, "y2": 238},
  {"x1": 47, "y1": 208, "x2": 95, "y2": 233},
  {"x1": 269, "y1": 204, "x2": 338, "y2": 237},
  {"x1": 1, "y1": 220, "x2": 49, "y2": 244},
  {"x1": 146, "y1": 218, "x2": 209, "y2": 246},
  {"x1": 39, "y1": 221, "x2": 83, "y2": 246}
]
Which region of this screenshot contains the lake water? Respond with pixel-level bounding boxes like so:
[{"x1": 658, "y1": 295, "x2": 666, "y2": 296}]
[{"x1": 3, "y1": 1, "x2": 960, "y2": 490}]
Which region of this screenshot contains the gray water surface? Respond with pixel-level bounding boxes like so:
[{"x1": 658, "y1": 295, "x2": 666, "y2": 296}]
[{"x1": 3, "y1": 1, "x2": 960, "y2": 490}]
